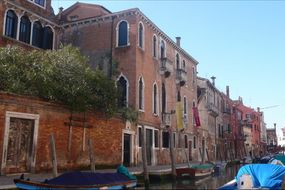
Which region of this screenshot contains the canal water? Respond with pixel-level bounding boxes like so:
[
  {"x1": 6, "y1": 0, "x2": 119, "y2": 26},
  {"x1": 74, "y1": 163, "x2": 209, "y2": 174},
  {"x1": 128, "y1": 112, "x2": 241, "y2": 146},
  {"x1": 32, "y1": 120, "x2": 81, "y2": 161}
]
[{"x1": 138, "y1": 164, "x2": 241, "y2": 189}]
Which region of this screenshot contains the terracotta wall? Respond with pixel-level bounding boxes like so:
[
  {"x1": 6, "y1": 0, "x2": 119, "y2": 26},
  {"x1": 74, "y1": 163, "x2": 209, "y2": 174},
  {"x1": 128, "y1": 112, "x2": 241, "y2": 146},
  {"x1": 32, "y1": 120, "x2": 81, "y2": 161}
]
[{"x1": 0, "y1": 92, "x2": 126, "y2": 174}]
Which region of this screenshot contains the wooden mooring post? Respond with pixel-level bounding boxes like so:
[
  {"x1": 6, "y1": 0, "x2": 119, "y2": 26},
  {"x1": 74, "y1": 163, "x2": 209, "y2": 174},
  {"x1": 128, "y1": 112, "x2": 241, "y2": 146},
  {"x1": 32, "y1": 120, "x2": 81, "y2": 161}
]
[
  {"x1": 50, "y1": 133, "x2": 58, "y2": 177},
  {"x1": 169, "y1": 129, "x2": 177, "y2": 180},
  {"x1": 88, "y1": 138, "x2": 96, "y2": 172},
  {"x1": 141, "y1": 125, "x2": 149, "y2": 187}
]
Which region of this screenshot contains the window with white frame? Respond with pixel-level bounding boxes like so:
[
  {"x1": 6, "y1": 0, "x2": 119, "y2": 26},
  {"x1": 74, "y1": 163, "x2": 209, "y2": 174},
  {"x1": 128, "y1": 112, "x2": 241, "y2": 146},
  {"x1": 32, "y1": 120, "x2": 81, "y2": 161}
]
[
  {"x1": 160, "y1": 40, "x2": 166, "y2": 58},
  {"x1": 117, "y1": 75, "x2": 128, "y2": 108},
  {"x1": 117, "y1": 20, "x2": 129, "y2": 47},
  {"x1": 138, "y1": 77, "x2": 144, "y2": 110},
  {"x1": 173, "y1": 132, "x2": 176, "y2": 148},
  {"x1": 184, "y1": 135, "x2": 188, "y2": 148},
  {"x1": 153, "y1": 35, "x2": 157, "y2": 57},
  {"x1": 138, "y1": 22, "x2": 144, "y2": 49},
  {"x1": 161, "y1": 83, "x2": 166, "y2": 113},
  {"x1": 162, "y1": 131, "x2": 169, "y2": 148},
  {"x1": 193, "y1": 136, "x2": 197, "y2": 149},
  {"x1": 28, "y1": 0, "x2": 46, "y2": 7},
  {"x1": 182, "y1": 60, "x2": 186, "y2": 70},
  {"x1": 154, "y1": 130, "x2": 159, "y2": 148},
  {"x1": 153, "y1": 83, "x2": 158, "y2": 115},
  {"x1": 19, "y1": 15, "x2": 31, "y2": 43},
  {"x1": 5, "y1": 10, "x2": 18, "y2": 39},
  {"x1": 183, "y1": 96, "x2": 187, "y2": 115},
  {"x1": 42, "y1": 26, "x2": 53, "y2": 50},
  {"x1": 176, "y1": 53, "x2": 180, "y2": 69},
  {"x1": 32, "y1": 21, "x2": 43, "y2": 48},
  {"x1": 138, "y1": 127, "x2": 142, "y2": 147}
]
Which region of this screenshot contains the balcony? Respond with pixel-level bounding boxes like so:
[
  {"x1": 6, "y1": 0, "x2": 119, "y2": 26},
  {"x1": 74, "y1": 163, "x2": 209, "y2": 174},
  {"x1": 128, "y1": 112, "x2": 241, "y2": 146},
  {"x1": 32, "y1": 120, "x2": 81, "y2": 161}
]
[
  {"x1": 206, "y1": 102, "x2": 219, "y2": 117},
  {"x1": 176, "y1": 69, "x2": 187, "y2": 86},
  {"x1": 223, "y1": 108, "x2": 231, "y2": 115},
  {"x1": 162, "y1": 112, "x2": 171, "y2": 127},
  {"x1": 160, "y1": 57, "x2": 173, "y2": 78}
]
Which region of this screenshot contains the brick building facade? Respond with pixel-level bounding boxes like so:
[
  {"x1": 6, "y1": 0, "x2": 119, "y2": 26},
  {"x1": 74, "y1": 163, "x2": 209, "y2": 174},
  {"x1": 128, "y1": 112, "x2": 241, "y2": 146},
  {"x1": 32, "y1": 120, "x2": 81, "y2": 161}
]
[{"x1": 59, "y1": 2, "x2": 199, "y2": 166}]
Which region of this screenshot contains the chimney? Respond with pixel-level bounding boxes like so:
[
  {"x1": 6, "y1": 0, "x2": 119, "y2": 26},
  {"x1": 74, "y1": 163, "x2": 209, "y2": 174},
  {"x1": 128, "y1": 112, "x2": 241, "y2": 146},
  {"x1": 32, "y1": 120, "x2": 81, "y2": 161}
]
[
  {"x1": 274, "y1": 123, "x2": 276, "y2": 129},
  {"x1": 226, "y1": 86, "x2": 230, "y2": 98},
  {"x1": 257, "y1": 107, "x2": 260, "y2": 112},
  {"x1": 176, "y1": 37, "x2": 181, "y2": 47},
  {"x1": 211, "y1": 76, "x2": 216, "y2": 86},
  {"x1": 58, "y1": 7, "x2": 64, "y2": 20}
]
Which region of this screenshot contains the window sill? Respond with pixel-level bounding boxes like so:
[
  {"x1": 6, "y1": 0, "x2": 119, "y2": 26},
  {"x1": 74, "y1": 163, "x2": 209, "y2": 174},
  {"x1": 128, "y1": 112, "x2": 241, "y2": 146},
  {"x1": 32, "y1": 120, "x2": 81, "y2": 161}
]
[
  {"x1": 116, "y1": 44, "x2": 130, "y2": 48},
  {"x1": 2, "y1": 36, "x2": 46, "y2": 50},
  {"x1": 139, "y1": 109, "x2": 145, "y2": 113}
]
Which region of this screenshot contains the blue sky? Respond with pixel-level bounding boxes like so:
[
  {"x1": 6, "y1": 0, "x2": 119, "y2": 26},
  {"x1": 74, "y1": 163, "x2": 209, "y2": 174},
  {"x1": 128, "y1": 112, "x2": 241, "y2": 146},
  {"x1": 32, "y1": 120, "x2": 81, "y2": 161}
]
[{"x1": 52, "y1": 0, "x2": 285, "y2": 134}]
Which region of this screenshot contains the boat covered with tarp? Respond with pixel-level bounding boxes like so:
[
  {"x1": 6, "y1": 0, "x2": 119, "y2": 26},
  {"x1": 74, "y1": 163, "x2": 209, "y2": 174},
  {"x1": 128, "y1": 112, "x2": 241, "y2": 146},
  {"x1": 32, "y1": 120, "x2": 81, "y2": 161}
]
[
  {"x1": 219, "y1": 164, "x2": 285, "y2": 190},
  {"x1": 14, "y1": 165, "x2": 137, "y2": 190},
  {"x1": 176, "y1": 162, "x2": 215, "y2": 179}
]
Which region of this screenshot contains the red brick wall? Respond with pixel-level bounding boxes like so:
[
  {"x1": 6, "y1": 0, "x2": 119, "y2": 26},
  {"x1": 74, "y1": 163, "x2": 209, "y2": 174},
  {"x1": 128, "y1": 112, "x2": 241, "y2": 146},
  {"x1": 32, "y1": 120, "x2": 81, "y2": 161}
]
[{"x1": 0, "y1": 92, "x2": 125, "y2": 173}]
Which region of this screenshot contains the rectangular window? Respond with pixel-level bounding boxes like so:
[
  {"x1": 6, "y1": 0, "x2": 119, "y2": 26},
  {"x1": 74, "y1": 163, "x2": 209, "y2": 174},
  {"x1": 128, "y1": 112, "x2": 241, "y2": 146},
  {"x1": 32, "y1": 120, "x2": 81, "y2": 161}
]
[
  {"x1": 35, "y1": 0, "x2": 45, "y2": 6},
  {"x1": 162, "y1": 131, "x2": 169, "y2": 148},
  {"x1": 184, "y1": 135, "x2": 188, "y2": 148},
  {"x1": 138, "y1": 127, "x2": 142, "y2": 147},
  {"x1": 154, "y1": 130, "x2": 159, "y2": 148}
]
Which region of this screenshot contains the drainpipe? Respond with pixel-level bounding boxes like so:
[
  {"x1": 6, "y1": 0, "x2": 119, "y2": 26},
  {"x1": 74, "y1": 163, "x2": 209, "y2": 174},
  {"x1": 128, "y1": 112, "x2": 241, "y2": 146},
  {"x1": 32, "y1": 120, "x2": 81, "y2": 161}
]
[{"x1": 109, "y1": 16, "x2": 115, "y2": 78}]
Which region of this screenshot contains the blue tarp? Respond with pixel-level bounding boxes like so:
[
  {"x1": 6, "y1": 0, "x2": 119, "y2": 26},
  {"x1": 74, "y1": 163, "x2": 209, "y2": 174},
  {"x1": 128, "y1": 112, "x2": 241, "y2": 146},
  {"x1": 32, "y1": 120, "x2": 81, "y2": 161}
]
[
  {"x1": 45, "y1": 172, "x2": 132, "y2": 186},
  {"x1": 236, "y1": 164, "x2": 285, "y2": 189}
]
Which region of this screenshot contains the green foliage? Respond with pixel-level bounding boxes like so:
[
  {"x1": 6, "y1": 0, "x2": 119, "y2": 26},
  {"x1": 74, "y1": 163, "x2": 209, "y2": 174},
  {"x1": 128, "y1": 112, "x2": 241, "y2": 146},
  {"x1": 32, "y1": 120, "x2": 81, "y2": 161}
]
[
  {"x1": 0, "y1": 45, "x2": 118, "y2": 116},
  {"x1": 120, "y1": 107, "x2": 139, "y2": 124}
]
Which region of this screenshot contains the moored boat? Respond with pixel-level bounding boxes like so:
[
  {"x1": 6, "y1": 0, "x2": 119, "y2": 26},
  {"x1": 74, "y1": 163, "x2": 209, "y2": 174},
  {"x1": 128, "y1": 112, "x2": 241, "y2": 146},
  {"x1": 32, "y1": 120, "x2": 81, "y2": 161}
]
[
  {"x1": 14, "y1": 166, "x2": 137, "y2": 190},
  {"x1": 176, "y1": 163, "x2": 214, "y2": 179},
  {"x1": 218, "y1": 164, "x2": 285, "y2": 190}
]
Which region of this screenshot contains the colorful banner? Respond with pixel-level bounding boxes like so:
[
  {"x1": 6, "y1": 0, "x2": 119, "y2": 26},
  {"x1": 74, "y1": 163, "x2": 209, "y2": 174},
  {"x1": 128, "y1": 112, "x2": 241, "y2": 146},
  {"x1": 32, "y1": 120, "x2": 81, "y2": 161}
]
[
  {"x1": 193, "y1": 107, "x2": 201, "y2": 127},
  {"x1": 176, "y1": 102, "x2": 183, "y2": 129}
]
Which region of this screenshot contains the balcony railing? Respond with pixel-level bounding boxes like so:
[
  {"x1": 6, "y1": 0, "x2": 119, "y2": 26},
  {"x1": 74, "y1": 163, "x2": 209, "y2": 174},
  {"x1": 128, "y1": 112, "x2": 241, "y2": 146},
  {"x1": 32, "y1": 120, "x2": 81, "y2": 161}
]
[
  {"x1": 223, "y1": 108, "x2": 231, "y2": 115},
  {"x1": 206, "y1": 102, "x2": 219, "y2": 117},
  {"x1": 160, "y1": 57, "x2": 173, "y2": 78},
  {"x1": 176, "y1": 69, "x2": 187, "y2": 86},
  {"x1": 162, "y1": 112, "x2": 171, "y2": 126}
]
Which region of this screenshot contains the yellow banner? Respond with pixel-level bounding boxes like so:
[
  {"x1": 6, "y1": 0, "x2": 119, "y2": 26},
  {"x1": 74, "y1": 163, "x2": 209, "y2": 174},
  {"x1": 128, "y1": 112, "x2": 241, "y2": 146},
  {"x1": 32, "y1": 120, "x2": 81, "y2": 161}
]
[{"x1": 176, "y1": 102, "x2": 183, "y2": 129}]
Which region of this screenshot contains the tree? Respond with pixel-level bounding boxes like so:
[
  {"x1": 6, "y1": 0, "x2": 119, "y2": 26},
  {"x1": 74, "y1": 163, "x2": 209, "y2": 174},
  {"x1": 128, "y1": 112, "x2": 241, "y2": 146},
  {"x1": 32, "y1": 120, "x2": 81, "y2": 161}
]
[{"x1": 0, "y1": 45, "x2": 118, "y2": 116}]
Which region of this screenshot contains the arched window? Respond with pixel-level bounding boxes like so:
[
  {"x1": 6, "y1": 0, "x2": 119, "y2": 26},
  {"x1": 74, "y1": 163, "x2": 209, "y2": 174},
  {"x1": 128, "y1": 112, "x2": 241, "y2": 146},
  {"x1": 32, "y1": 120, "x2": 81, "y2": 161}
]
[
  {"x1": 183, "y1": 96, "x2": 187, "y2": 115},
  {"x1": 193, "y1": 136, "x2": 197, "y2": 149},
  {"x1": 117, "y1": 21, "x2": 128, "y2": 47},
  {"x1": 153, "y1": 35, "x2": 157, "y2": 57},
  {"x1": 182, "y1": 60, "x2": 186, "y2": 70},
  {"x1": 117, "y1": 75, "x2": 128, "y2": 108},
  {"x1": 162, "y1": 83, "x2": 166, "y2": 113},
  {"x1": 32, "y1": 21, "x2": 43, "y2": 48},
  {"x1": 153, "y1": 83, "x2": 158, "y2": 114},
  {"x1": 192, "y1": 67, "x2": 196, "y2": 84},
  {"x1": 138, "y1": 22, "x2": 144, "y2": 48},
  {"x1": 42, "y1": 26, "x2": 53, "y2": 50},
  {"x1": 176, "y1": 53, "x2": 180, "y2": 69},
  {"x1": 138, "y1": 77, "x2": 144, "y2": 110},
  {"x1": 5, "y1": 10, "x2": 18, "y2": 39},
  {"x1": 160, "y1": 40, "x2": 165, "y2": 58},
  {"x1": 19, "y1": 16, "x2": 31, "y2": 44}
]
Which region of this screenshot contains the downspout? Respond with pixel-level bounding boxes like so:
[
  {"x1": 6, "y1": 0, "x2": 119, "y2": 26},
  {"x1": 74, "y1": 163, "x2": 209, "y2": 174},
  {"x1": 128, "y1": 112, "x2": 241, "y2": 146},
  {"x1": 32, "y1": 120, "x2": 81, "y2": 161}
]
[{"x1": 109, "y1": 16, "x2": 115, "y2": 78}]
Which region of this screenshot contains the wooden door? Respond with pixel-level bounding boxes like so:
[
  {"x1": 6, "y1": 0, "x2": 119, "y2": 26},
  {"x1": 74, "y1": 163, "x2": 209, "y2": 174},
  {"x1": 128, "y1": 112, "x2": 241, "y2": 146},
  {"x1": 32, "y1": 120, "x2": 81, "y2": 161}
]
[
  {"x1": 146, "y1": 129, "x2": 153, "y2": 165},
  {"x1": 6, "y1": 117, "x2": 34, "y2": 173}
]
